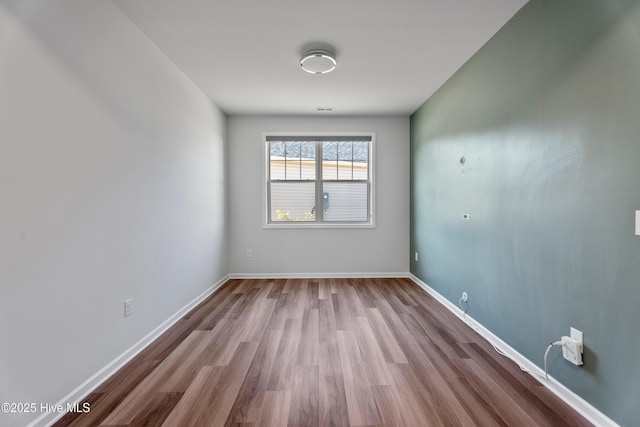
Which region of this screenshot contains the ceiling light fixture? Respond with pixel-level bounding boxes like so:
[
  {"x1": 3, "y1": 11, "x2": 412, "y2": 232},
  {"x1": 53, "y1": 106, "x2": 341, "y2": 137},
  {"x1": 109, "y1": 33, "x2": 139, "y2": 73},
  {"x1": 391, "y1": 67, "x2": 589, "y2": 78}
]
[{"x1": 300, "y1": 49, "x2": 337, "y2": 74}]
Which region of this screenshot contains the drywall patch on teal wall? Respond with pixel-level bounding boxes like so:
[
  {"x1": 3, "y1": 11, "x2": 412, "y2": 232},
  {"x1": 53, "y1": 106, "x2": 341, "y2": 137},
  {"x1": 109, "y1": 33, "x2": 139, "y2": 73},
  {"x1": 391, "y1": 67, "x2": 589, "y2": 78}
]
[{"x1": 410, "y1": 0, "x2": 640, "y2": 424}]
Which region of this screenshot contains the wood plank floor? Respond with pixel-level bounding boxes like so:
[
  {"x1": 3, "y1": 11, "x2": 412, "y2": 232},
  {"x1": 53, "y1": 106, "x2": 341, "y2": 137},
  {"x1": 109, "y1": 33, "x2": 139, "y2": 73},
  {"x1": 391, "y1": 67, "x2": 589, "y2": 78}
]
[{"x1": 55, "y1": 278, "x2": 591, "y2": 426}]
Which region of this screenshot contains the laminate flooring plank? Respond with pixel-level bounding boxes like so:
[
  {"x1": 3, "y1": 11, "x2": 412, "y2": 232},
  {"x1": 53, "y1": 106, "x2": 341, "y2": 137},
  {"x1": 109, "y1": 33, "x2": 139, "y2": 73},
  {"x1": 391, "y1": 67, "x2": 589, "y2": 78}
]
[
  {"x1": 282, "y1": 277, "x2": 304, "y2": 294},
  {"x1": 318, "y1": 340, "x2": 350, "y2": 427},
  {"x1": 195, "y1": 292, "x2": 242, "y2": 331},
  {"x1": 126, "y1": 391, "x2": 183, "y2": 427},
  {"x1": 328, "y1": 277, "x2": 340, "y2": 294},
  {"x1": 527, "y1": 389, "x2": 593, "y2": 427},
  {"x1": 369, "y1": 278, "x2": 410, "y2": 315},
  {"x1": 234, "y1": 292, "x2": 277, "y2": 343},
  {"x1": 387, "y1": 364, "x2": 442, "y2": 426},
  {"x1": 158, "y1": 366, "x2": 225, "y2": 426},
  {"x1": 371, "y1": 385, "x2": 410, "y2": 427},
  {"x1": 400, "y1": 343, "x2": 476, "y2": 426},
  {"x1": 181, "y1": 282, "x2": 234, "y2": 322},
  {"x1": 318, "y1": 279, "x2": 331, "y2": 300},
  {"x1": 225, "y1": 329, "x2": 283, "y2": 425},
  {"x1": 54, "y1": 392, "x2": 104, "y2": 427},
  {"x1": 364, "y1": 307, "x2": 409, "y2": 364},
  {"x1": 230, "y1": 278, "x2": 253, "y2": 294},
  {"x1": 388, "y1": 278, "x2": 420, "y2": 308},
  {"x1": 208, "y1": 310, "x2": 271, "y2": 368},
  {"x1": 159, "y1": 321, "x2": 238, "y2": 391},
  {"x1": 408, "y1": 288, "x2": 480, "y2": 344},
  {"x1": 395, "y1": 312, "x2": 508, "y2": 426},
  {"x1": 228, "y1": 287, "x2": 261, "y2": 319},
  {"x1": 296, "y1": 308, "x2": 320, "y2": 366},
  {"x1": 352, "y1": 278, "x2": 378, "y2": 309},
  {"x1": 307, "y1": 280, "x2": 320, "y2": 309},
  {"x1": 403, "y1": 338, "x2": 506, "y2": 427},
  {"x1": 193, "y1": 316, "x2": 237, "y2": 361},
  {"x1": 287, "y1": 365, "x2": 319, "y2": 427},
  {"x1": 408, "y1": 304, "x2": 470, "y2": 359},
  {"x1": 341, "y1": 280, "x2": 366, "y2": 317},
  {"x1": 416, "y1": 328, "x2": 468, "y2": 380},
  {"x1": 60, "y1": 359, "x2": 160, "y2": 427},
  {"x1": 162, "y1": 341, "x2": 259, "y2": 426},
  {"x1": 350, "y1": 316, "x2": 393, "y2": 386},
  {"x1": 318, "y1": 298, "x2": 337, "y2": 345},
  {"x1": 370, "y1": 298, "x2": 418, "y2": 346},
  {"x1": 266, "y1": 278, "x2": 285, "y2": 299},
  {"x1": 464, "y1": 342, "x2": 591, "y2": 427},
  {"x1": 460, "y1": 358, "x2": 545, "y2": 426},
  {"x1": 134, "y1": 317, "x2": 198, "y2": 363},
  {"x1": 101, "y1": 330, "x2": 212, "y2": 424},
  {"x1": 448, "y1": 376, "x2": 509, "y2": 427},
  {"x1": 267, "y1": 284, "x2": 305, "y2": 331},
  {"x1": 336, "y1": 330, "x2": 380, "y2": 426},
  {"x1": 266, "y1": 291, "x2": 293, "y2": 331},
  {"x1": 267, "y1": 318, "x2": 302, "y2": 391},
  {"x1": 331, "y1": 293, "x2": 348, "y2": 332},
  {"x1": 259, "y1": 390, "x2": 292, "y2": 427}
]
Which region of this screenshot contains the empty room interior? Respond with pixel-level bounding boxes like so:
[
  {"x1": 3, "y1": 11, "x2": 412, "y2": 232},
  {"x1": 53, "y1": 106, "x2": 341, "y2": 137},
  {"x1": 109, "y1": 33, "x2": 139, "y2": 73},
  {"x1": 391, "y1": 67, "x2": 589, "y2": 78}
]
[{"x1": 1, "y1": 0, "x2": 639, "y2": 426}]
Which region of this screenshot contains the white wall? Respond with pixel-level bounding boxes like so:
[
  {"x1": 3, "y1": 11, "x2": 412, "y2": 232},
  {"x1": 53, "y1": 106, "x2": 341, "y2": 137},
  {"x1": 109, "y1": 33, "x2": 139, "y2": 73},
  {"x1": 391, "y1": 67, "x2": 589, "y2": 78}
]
[
  {"x1": 0, "y1": 2, "x2": 227, "y2": 426},
  {"x1": 228, "y1": 115, "x2": 409, "y2": 275}
]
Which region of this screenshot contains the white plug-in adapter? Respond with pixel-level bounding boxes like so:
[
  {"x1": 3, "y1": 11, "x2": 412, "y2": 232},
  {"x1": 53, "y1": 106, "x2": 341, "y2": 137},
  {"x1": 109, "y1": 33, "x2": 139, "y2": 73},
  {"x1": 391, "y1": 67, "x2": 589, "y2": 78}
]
[{"x1": 561, "y1": 335, "x2": 583, "y2": 365}]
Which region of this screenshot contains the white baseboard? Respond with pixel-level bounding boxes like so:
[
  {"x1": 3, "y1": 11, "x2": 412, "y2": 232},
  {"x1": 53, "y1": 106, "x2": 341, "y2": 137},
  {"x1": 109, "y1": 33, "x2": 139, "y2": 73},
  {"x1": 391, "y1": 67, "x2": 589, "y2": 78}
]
[
  {"x1": 28, "y1": 275, "x2": 230, "y2": 427},
  {"x1": 408, "y1": 274, "x2": 618, "y2": 427},
  {"x1": 228, "y1": 272, "x2": 410, "y2": 279}
]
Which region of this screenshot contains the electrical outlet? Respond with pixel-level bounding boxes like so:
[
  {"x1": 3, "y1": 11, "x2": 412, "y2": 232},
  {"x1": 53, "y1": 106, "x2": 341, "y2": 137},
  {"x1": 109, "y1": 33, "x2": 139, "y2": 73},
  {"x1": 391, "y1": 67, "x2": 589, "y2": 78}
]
[
  {"x1": 124, "y1": 299, "x2": 133, "y2": 318},
  {"x1": 461, "y1": 291, "x2": 468, "y2": 302},
  {"x1": 246, "y1": 249, "x2": 252, "y2": 258},
  {"x1": 414, "y1": 251, "x2": 419, "y2": 262}
]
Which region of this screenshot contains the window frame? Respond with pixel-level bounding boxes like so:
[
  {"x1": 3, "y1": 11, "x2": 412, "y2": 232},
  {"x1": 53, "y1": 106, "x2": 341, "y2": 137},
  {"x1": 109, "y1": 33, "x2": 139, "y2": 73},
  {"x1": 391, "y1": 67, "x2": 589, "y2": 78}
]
[{"x1": 263, "y1": 132, "x2": 375, "y2": 229}]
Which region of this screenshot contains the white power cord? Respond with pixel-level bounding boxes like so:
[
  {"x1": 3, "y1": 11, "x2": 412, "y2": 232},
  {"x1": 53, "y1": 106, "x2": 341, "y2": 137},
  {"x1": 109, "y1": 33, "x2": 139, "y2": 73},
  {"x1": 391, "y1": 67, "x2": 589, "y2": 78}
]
[
  {"x1": 458, "y1": 296, "x2": 468, "y2": 322},
  {"x1": 544, "y1": 341, "x2": 565, "y2": 381},
  {"x1": 456, "y1": 304, "x2": 563, "y2": 382}
]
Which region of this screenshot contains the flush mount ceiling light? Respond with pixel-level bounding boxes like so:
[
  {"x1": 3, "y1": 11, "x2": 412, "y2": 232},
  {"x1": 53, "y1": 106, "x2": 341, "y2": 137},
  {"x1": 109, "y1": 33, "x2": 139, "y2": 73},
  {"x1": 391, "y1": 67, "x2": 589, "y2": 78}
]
[{"x1": 300, "y1": 49, "x2": 337, "y2": 74}]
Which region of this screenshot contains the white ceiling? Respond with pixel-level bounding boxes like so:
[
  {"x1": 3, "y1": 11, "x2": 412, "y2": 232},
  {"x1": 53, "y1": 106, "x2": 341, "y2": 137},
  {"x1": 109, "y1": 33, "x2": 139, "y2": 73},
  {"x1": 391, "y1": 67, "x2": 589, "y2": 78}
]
[{"x1": 110, "y1": 0, "x2": 527, "y2": 116}]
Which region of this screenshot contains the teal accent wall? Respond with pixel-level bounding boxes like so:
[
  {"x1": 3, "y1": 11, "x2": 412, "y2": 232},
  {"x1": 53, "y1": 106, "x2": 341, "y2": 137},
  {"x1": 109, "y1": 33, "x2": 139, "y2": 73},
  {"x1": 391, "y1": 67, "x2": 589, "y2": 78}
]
[{"x1": 410, "y1": 0, "x2": 640, "y2": 424}]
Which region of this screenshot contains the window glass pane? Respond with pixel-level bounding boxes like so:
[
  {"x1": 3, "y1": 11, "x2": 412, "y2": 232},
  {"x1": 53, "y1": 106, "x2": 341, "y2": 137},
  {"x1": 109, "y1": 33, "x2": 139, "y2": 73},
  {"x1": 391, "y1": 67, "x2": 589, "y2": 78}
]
[
  {"x1": 270, "y1": 182, "x2": 316, "y2": 222},
  {"x1": 338, "y1": 141, "x2": 353, "y2": 180},
  {"x1": 322, "y1": 141, "x2": 338, "y2": 180},
  {"x1": 322, "y1": 182, "x2": 368, "y2": 222},
  {"x1": 267, "y1": 136, "x2": 372, "y2": 226},
  {"x1": 270, "y1": 141, "x2": 286, "y2": 180},
  {"x1": 353, "y1": 141, "x2": 368, "y2": 180},
  {"x1": 300, "y1": 141, "x2": 316, "y2": 180},
  {"x1": 285, "y1": 141, "x2": 301, "y2": 180}
]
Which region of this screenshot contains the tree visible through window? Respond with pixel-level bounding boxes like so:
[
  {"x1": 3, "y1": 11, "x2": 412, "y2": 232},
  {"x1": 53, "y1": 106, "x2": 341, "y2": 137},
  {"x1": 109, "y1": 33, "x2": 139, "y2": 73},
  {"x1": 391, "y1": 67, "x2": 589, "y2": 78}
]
[{"x1": 265, "y1": 134, "x2": 373, "y2": 226}]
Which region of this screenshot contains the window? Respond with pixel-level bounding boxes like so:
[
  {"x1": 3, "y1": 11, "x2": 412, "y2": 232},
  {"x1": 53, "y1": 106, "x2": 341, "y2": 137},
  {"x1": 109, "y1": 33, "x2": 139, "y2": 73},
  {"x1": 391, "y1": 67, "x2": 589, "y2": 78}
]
[{"x1": 264, "y1": 133, "x2": 374, "y2": 228}]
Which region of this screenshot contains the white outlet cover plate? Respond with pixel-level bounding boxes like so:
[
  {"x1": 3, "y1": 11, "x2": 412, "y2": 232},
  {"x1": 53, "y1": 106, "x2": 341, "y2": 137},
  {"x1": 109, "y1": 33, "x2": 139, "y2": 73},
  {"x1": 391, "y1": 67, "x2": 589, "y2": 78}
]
[
  {"x1": 636, "y1": 210, "x2": 640, "y2": 235},
  {"x1": 570, "y1": 327, "x2": 583, "y2": 344}
]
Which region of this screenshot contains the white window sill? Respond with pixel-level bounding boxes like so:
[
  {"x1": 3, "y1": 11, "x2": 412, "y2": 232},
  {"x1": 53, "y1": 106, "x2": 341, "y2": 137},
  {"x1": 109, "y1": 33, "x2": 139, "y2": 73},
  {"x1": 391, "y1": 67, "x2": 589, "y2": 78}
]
[{"x1": 263, "y1": 222, "x2": 375, "y2": 229}]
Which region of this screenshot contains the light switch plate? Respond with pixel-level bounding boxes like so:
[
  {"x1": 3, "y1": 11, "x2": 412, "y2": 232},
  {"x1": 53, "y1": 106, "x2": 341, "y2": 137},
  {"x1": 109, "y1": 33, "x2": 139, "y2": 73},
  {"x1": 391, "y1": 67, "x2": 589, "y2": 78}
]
[{"x1": 636, "y1": 210, "x2": 640, "y2": 236}]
